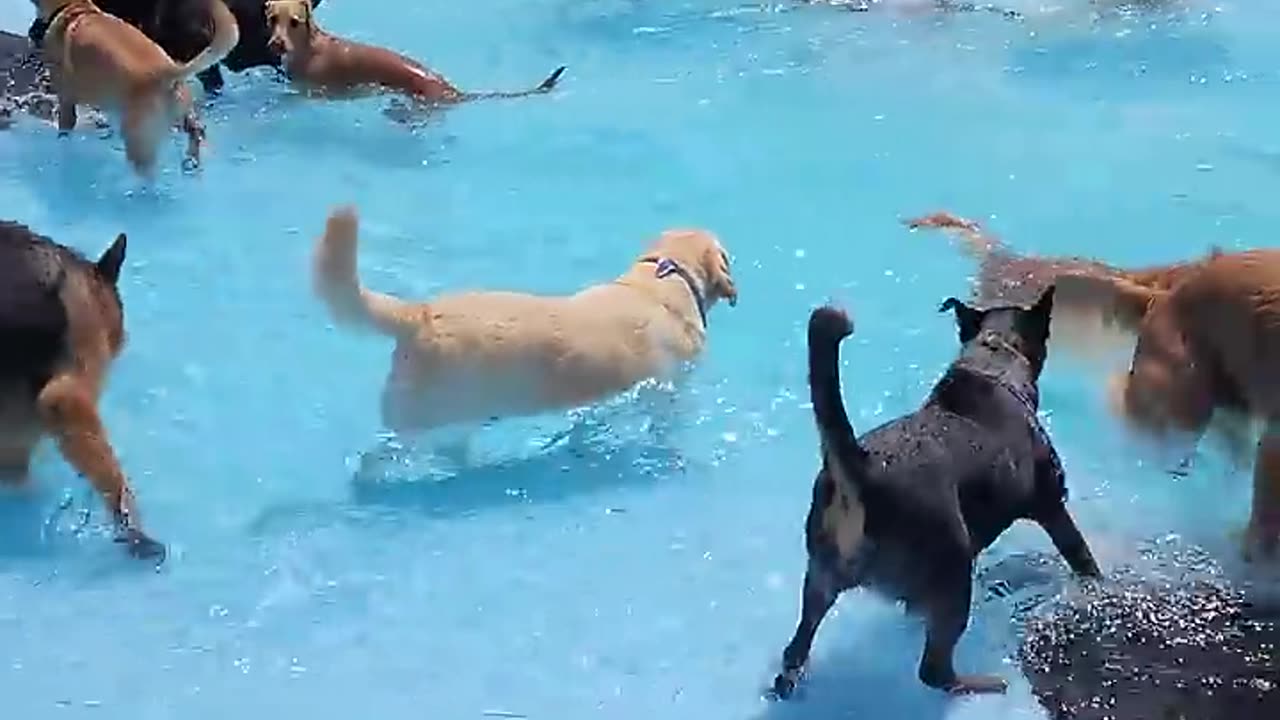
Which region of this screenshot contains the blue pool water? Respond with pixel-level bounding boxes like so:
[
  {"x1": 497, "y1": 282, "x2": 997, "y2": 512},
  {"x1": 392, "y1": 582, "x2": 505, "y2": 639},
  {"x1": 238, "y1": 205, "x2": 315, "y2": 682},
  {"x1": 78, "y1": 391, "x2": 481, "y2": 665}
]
[{"x1": 2, "y1": 0, "x2": 1279, "y2": 717}]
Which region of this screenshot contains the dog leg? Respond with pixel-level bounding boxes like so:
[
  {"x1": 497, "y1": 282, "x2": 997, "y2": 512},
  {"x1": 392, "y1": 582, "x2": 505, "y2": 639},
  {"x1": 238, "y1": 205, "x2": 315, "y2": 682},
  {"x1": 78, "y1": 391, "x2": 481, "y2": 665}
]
[
  {"x1": 36, "y1": 375, "x2": 165, "y2": 561},
  {"x1": 56, "y1": 97, "x2": 76, "y2": 135},
  {"x1": 918, "y1": 571, "x2": 1007, "y2": 694},
  {"x1": 175, "y1": 85, "x2": 204, "y2": 171},
  {"x1": 180, "y1": 112, "x2": 205, "y2": 171},
  {"x1": 1036, "y1": 504, "x2": 1101, "y2": 577},
  {"x1": 772, "y1": 567, "x2": 838, "y2": 699},
  {"x1": 1244, "y1": 424, "x2": 1280, "y2": 562},
  {"x1": 122, "y1": 108, "x2": 159, "y2": 177}
]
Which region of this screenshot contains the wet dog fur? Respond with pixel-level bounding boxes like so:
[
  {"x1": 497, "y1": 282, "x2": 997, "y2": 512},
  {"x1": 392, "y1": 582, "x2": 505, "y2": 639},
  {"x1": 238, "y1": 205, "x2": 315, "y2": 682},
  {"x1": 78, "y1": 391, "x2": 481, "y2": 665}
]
[
  {"x1": 772, "y1": 291, "x2": 1100, "y2": 699},
  {"x1": 264, "y1": 0, "x2": 564, "y2": 105},
  {"x1": 0, "y1": 221, "x2": 163, "y2": 561},
  {"x1": 28, "y1": 0, "x2": 318, "y2": 95},
  {"x1": 910, "y1": 211, "x2": 1280, "y2": 562},
  {"x1": 311, "y1": 206, "x2": 737, "y2": 435},
  {"x1": 32, "y1": 0, "x2": 239, "y2": 175}
]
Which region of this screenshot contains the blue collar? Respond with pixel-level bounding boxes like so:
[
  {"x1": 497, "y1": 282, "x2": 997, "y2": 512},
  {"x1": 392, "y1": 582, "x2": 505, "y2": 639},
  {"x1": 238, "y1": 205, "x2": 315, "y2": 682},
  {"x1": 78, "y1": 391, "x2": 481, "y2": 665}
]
[{"x1": 641, "y1": 256, "x2": 707, "y2": 329}]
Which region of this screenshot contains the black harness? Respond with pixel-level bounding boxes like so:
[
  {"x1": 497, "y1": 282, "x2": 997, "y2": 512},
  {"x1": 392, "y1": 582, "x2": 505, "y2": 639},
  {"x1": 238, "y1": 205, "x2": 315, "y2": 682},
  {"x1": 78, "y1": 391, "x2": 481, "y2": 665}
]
[
  {"x1": 28, "y1": 3, "x2": 73, "y2": 49},
  {"x1": 639, "y1": 256, "x2": 708, "y2": 329}
]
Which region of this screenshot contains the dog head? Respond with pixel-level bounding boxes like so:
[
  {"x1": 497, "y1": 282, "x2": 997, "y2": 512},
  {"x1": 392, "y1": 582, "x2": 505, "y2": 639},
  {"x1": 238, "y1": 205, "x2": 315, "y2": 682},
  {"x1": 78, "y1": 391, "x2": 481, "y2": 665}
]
[
  {"x1": 648, "y1": 229, "x2": 738, "y2": 310},
  {"x1": 940, "y1": 285, "x2": 1055, "y2": 378},
  {"x1": 265, "y1": 0, "x2": 316, "y2": 58}
]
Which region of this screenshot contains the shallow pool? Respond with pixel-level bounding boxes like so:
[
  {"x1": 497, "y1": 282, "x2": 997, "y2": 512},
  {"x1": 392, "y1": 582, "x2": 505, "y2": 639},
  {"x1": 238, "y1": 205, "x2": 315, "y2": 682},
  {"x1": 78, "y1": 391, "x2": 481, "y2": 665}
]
[{"x1": 1, "y1": 0, "x2": 1278, "y2": 718}]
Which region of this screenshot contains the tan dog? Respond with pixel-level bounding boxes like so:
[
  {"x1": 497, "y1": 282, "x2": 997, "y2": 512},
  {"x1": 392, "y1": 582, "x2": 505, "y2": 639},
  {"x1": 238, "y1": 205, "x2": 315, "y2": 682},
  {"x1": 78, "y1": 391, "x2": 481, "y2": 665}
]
[
  {"x1": 910, "y1": 210, "x2": 1279, "y2": 562},
  {"x1": 33, "y1": 0, "x2": 238, "y2": 175},
  {"x1": 312, "y1": 207, "x2": 737, "y2": 434},
  {"x1": 264, "y1": 0, "x2": 565, "y2": 105},
  {"x1": 1, "y1": 220, "x2": 163, "y2": 560}
]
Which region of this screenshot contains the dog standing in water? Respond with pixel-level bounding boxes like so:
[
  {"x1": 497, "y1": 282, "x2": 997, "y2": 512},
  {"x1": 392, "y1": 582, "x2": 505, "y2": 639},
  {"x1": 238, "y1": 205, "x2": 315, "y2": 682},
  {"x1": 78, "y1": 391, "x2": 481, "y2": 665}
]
[
  {"x1": 0, "y1": 221, "x2": 163, "y2": 561},
  {"x1": 264, "y1": 0, "x2": 564, "y2": 105},
  {"x1": 911, "y1": 211, "x2": 1280, "y2": 562},
  {"x1": 31, "y1": 0, "x2": 239, "y2": 175},
  {"x1": 311, "y1": 206, "x2": 736, "y2": 437},
  {"x1": 773, "y1": 293, "x2": 1099, "y2": 699}
]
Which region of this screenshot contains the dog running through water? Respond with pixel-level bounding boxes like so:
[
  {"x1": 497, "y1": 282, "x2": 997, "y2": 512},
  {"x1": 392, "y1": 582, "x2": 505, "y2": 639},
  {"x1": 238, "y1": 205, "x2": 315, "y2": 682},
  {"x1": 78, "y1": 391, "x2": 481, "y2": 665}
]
[
  {"x1": 773, "y1": 292, "x2": 1100, "y2": 698},
  {"x1": 311, "y1": 206, "x2": 736, "y2": 439},
  {"x1": 264, "y1": 0, "x2": 565, "y2": 105},
  {"x1": 910, "y1": 211, "x2": 1280, "y2": 562}
]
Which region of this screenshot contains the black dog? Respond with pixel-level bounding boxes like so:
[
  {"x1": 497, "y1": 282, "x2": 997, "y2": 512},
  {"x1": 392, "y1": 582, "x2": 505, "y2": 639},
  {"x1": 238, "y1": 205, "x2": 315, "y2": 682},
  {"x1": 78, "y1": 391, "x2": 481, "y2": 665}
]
[
  {"x1": 772, "y1": 288, "x2": 1101, "y2": 698},
  {"x1": 27, "y1": 0, "x2": 323, "y2": 94}
]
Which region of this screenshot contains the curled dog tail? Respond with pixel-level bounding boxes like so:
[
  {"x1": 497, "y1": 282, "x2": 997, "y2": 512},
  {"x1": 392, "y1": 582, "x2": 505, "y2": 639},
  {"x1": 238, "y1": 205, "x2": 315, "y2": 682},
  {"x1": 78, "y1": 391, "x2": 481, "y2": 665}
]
[
  {"x1": 313, "y1": 206, "x2": 423, "y2": 338},
  {"x1": 463, "y1": 65, "x2": 567, "y2": 101},
  {"x1": 165, "y1": 0, "x2": 240, "y2": 84},
  {"x1": 903, "y1": 211, "x2": 1002, "y2": 261},
  {"x1": 808, "y1": 306, "x2": 869, "y2": 471}
]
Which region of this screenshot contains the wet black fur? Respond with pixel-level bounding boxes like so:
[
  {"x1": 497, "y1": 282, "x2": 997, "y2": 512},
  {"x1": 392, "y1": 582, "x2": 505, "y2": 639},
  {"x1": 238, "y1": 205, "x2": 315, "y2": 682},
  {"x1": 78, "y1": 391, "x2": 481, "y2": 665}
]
[
  {"x1": 773, "y1": 287, "x2": 1101, "y2": 698},
  {"x1": 0, "y1": 221, "x2": 123, "y2": 397}
]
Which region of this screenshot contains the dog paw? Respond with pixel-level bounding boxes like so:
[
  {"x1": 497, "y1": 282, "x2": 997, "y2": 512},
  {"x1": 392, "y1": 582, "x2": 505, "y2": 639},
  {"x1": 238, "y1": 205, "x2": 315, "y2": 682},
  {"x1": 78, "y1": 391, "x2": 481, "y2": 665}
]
[
  {"x1": 118, "y1": 530, "x2": 167, "y2": 564},
  {"x1": 770, "y1": 668, "x2": 802, "y2": 700},
  {"x1": 945, "y1": 674, "x2": 1008, "y2": 695}
]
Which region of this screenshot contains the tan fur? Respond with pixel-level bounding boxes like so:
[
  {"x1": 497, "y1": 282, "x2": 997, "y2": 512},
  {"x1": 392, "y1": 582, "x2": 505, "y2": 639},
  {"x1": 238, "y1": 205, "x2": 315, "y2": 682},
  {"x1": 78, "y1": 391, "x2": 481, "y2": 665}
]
[
  {"x1": 36, "y1": 0, "x2": 239, "y2": 175},
  {"x1": 819, "y1": 459, "x2": 866, "y2": 562},
  {"x1": 265, "y1": 0, "x2": 464, "y2": 102},
  {"x1": 1032, "y1": 248, "x2": 1280, "y2": 562},
  {"x1": 0, "y1": 232, "x2": 159, "y2": 553},
  {"x1": 312, "y1": 206, "x2": 737, "y2": 433}
]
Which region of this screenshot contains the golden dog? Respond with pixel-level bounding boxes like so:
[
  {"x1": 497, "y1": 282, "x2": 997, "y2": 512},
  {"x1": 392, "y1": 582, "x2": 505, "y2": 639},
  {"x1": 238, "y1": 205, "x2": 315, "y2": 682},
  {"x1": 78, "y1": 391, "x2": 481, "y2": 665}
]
[
  {"x1": 264, "y1": 0, "x2": 564, "y2": 104},
  {"x1": 33, "y1": 0, "x2": 238, "y2": 175},
  {"x1": 910, "y1": 210, "x2": 1279, "y2": 562},
  {"x1": 312, "y1": 206, "x2": 737, "y2": 434},
  {"x1": 1, "y1": 221, "x2": 163, "y2": 560}
]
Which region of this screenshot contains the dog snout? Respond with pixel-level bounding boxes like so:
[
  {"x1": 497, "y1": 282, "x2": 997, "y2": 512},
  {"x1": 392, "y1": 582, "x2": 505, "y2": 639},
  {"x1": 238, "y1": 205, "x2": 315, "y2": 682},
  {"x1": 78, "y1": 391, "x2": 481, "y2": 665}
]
[{"x1": 267, "y1": 36, "x2": 287, "y2": 55}]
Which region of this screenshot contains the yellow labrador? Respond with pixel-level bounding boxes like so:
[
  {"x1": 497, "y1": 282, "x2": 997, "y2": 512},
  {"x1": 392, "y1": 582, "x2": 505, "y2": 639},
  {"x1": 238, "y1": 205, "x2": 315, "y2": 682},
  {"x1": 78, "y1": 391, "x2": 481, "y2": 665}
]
[{"x1": 312, "y1": 206, "x2": 737, "y2": 434}]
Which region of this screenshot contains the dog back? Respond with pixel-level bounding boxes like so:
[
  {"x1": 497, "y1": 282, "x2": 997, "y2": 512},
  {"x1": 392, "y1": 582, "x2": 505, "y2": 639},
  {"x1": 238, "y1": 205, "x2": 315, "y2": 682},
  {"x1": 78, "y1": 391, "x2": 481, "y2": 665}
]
[{"x1": 0, "y1": 223, "x2": 77, "y2": 394}]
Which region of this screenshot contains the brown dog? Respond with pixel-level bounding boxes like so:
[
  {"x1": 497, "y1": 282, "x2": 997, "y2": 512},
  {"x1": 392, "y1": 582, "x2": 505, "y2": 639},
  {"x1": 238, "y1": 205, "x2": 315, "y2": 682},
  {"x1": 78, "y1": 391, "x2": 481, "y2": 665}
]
[
  {"x1": 264, "y1": 0, "x2": 564, "y2": 105},
  {"x1": 33, "y1": 0, "x2": 239, "y2": 175},
  {"x1": 1, "y1": 221, "x2": 163, "y2": 560},
  {"x1": 910, "y1": 211, "x2": 1279, "y2": 562},
  {"x1": 312, "y1": 206, "x2": 737, "y2": 435}
]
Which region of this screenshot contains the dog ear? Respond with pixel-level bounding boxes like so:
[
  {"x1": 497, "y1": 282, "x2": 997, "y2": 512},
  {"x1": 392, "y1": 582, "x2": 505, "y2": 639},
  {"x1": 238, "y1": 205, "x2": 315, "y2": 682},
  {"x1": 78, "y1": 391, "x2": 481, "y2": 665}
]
[
  {"x1": 97, "y1": 233, "x2": 127, "y2": 285},
  {"x1": 939, "y1": 296, "x2": 984, "y2": 343},
  {"x1": 1029, "y1": 284, "x2": 1055, "y2": 326},
  {"x1": 1016, "y1": 285, "x2": 1055, "y2": 346}
]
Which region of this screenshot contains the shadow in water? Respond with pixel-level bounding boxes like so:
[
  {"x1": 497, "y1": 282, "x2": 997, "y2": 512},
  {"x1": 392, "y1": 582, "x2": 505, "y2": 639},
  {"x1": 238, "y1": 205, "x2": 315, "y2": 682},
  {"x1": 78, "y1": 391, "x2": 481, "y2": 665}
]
[
  {"x1": 748, "y1": 622, "x2": 952, "y2": 720},
  {"x1": 346, "y1": 421, "x2": 689, "y2": 518},
  {"x1": 251, "y1": 388, "x2": 700, "y2": 534}
]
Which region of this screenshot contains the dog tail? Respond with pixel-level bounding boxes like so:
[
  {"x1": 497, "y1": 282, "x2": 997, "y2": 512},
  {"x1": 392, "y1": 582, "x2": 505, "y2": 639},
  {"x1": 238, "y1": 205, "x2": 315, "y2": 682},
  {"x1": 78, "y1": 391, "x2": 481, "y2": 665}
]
[
  {"x1": 903, "y1": 211, "x2": 1002, "y2": 261},
  {"x1": 463, "y1": 65, "x2": 566, "y2": 101},
  {"x1": 313, "y1": 206, "x2": 424, "y2": 338},
  {"x1": 808, "y1": 306, "x2": 869, "y2": 469},
  {"x1": 165, "y1": 0, "x2": 240, "y2": 84}
]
